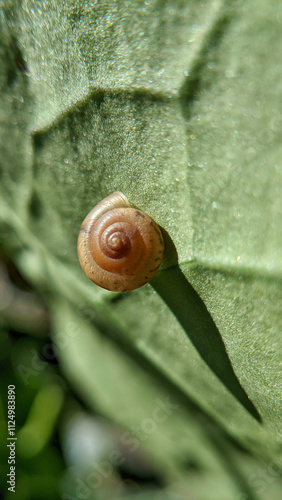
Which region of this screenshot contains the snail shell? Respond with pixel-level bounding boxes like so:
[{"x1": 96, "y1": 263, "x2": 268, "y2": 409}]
[{"x1": 77, "y1": 192, "x2": 164, "y2": 292}]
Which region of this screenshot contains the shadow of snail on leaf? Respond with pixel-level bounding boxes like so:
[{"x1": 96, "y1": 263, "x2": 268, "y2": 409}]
[{"x1": 151, "y1": 227, "x2": 261, "y2": 422}]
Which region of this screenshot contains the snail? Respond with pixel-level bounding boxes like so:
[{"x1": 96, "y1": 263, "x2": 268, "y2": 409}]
[{"x1": 77, "y1": 192, "x2": 164, "y2": 292}]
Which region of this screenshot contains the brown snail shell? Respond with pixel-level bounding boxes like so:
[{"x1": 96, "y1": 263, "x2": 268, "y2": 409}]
[{"x1": 77, "y1": 192, "x2": 164, "y2": 292}]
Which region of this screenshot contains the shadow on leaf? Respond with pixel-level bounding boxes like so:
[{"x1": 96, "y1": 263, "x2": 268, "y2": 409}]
[{"x1": 151, "y1": 228, "x2": 261, "y2": 422}]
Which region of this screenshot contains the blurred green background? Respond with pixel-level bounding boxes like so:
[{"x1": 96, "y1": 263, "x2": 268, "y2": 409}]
[{"x1": 0, "y1": 247, "x2": 281, "y2": 499}]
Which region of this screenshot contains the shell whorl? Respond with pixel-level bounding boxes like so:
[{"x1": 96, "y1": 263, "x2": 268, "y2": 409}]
[{"x1": 77, "y1": 192, "x2": 164, "y2": 292}]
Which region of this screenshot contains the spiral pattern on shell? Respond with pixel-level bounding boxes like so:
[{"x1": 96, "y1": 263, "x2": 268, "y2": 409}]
[{"x1": 77, "y1": 192, "x2": 164, "y2": 292}]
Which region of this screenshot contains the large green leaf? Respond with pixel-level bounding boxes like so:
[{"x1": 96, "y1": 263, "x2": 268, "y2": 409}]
[{"x1": 1, "y1": 0, "x2": 281, "y2": 496}]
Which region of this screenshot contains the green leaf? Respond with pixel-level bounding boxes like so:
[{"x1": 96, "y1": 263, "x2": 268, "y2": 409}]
[{"x1": 1, "y1": 0, "x2": 282, "y2": 495}]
